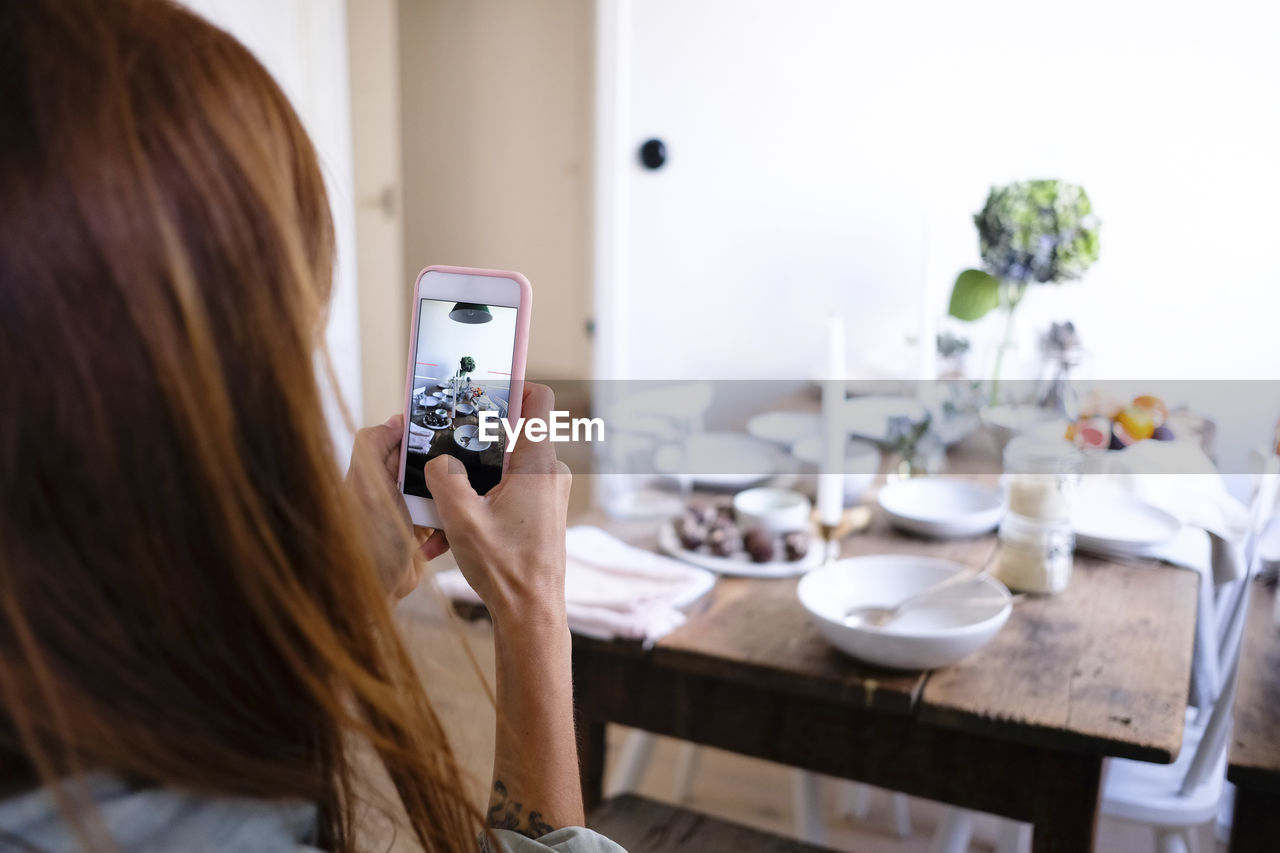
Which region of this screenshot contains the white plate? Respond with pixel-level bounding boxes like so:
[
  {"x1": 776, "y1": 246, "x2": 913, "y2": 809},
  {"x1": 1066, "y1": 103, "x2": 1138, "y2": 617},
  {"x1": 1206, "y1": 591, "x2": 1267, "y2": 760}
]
[
  {"x1": 746, "y1": 411, "x2": 822, "y2": 446},
  {"x1": 653, "y1": 432, "x2": 782, "y2": 490},
  {"x1": 798, "y1": 555, "x2": 1012, "y2": 670},
  {"x1": 878, "y1": 479, "x2": 1003, "y2": 539},
  {"x1": 1072, "y1": 491, "x2": 1181, "y2": 555},
  {"x1": 413, "y1": 418, "x2": 451, "y2": 432},
  {"x1": 657, "y1": 523, "x2": 822, "y2": 578},
  {"x1": 454, "y1": 402, "x2": 477, "y2": 415},
  {"x1": 452, "y1": 424, "x2": 492, "y2": 452}
]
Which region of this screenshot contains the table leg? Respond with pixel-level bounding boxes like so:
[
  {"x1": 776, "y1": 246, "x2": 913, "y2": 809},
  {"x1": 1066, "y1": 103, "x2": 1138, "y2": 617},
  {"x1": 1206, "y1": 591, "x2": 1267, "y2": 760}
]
[
  {"x1": 1231, "y1": 787, "x2": 1280, "y2": 852},
  {"x1": 1029, "y1": 754, "x2": 1102, "y2": 853},
  {"x1": 577, "y1": 714, "x2": 607, "y2": 814}
]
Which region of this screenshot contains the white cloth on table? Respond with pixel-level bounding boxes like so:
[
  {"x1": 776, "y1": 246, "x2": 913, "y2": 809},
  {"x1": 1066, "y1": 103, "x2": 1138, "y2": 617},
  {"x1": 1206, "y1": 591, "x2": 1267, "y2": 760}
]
[
  {"x1": 435, "y1": 525, "x2": 715, "y2": 645},
  {"x1": 1081, "y1": 439, "x2": 1251, "y2": 583}
]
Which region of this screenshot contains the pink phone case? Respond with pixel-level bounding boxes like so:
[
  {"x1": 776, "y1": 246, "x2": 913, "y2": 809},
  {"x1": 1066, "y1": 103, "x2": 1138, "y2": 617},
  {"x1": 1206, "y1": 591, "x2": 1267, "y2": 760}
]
[{"x1": 396, "y1": 265, "x2": 533, "y2": 501}]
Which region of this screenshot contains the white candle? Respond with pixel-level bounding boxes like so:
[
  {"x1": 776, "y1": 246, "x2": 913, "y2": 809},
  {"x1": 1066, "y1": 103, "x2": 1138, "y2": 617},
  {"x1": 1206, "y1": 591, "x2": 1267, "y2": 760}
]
[{"x1": 819, "y1": 314, "x2": 846, "y2": 527}]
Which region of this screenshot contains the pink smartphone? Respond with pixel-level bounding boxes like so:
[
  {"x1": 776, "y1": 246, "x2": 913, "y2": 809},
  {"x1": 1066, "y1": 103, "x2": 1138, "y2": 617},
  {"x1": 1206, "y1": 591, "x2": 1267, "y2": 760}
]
[{"x1": 397, "y1": 265, "x2": 532, "y2": 528}]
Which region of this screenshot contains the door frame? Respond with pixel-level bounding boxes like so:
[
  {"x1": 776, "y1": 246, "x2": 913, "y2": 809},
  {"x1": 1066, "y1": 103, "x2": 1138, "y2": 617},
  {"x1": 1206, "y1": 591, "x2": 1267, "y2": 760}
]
[{"x1": 592, "y1": 0, "x2": 632, "y2": 382}]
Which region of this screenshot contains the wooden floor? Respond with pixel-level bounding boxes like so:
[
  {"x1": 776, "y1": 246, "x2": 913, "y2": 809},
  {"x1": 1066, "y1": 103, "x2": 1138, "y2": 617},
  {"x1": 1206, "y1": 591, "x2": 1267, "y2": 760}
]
[{"x1": 385, "y1": 573, "x2": 1227, "y2": 853}]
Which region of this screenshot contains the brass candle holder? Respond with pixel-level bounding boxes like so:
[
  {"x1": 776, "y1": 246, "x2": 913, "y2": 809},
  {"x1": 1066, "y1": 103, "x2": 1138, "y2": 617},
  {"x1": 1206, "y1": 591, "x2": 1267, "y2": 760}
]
[{"x1": 813, "y1": 506, "x2": 872, "y2": 564}]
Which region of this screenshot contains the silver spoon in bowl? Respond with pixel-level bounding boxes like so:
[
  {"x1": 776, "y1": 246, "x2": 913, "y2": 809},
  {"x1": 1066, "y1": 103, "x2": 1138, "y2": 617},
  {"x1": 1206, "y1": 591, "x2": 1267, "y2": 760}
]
[{"x1": 842, "y1": 544, "x2": 1003, "y2": 629}]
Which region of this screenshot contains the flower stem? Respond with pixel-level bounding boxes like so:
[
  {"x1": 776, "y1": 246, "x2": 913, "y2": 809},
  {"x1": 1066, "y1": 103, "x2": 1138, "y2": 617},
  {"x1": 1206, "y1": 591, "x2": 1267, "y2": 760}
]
[{"x1": 989, "y1": 281, "x2": 1026, "y2": 406}]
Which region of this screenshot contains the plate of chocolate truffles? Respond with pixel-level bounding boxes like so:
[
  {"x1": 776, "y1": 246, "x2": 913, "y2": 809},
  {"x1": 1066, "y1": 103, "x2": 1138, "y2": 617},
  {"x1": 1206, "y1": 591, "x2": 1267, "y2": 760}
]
[{"x1": 658, "y1": 503, "x2": 821, "y2": 578}]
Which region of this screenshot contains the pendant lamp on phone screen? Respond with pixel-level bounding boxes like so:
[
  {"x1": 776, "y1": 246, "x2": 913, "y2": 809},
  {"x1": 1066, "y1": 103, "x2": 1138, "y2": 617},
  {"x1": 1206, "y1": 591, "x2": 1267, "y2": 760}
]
[{"x1": 449, "y1": 302, "x2": 492, "y2": 324}]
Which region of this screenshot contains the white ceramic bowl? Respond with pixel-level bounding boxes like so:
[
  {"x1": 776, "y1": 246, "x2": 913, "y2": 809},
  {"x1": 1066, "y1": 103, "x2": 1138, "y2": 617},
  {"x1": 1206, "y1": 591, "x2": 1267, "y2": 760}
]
[
  {"x1": 790, "y1": 436, "x2": 880, "y2": 504},
  {"x1": 452, "y1": 423, "x2": 490, "y2": 452},
  {"x1": 878, "y1": 478, "x2": 1003, "y2": 539},
  {"x1": 797, "y1": 555, "x2": 1013, "y2": 670},
  {"x1": 732, "y1": 487, "x2": 812, "y2": 534}
]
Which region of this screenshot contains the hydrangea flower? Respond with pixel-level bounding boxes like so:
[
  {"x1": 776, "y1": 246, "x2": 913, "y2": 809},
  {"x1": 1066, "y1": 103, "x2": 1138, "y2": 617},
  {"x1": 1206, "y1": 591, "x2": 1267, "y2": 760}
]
[{"x1": 975, "y1": 180, "x2": 1100, "y2": 285}]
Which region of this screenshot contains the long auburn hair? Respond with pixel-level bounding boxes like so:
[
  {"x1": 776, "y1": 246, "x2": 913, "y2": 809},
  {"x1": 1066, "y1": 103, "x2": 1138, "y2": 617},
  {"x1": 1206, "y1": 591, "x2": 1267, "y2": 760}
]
[{"x1": 0, "y1": 0, "x2": 484, "y2": 849}]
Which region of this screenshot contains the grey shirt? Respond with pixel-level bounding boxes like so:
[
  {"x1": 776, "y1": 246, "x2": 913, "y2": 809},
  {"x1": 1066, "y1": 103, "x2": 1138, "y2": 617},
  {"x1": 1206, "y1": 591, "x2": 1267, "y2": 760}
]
[{"x1": 0, "y1": 775, "x2": 626, "y2": 852}]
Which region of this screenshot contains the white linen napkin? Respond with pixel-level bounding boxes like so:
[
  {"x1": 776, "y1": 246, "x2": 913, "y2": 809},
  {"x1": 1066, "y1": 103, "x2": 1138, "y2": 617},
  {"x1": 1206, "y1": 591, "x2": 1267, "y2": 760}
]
[
  {"x1": 434, "y1": 525, "x2": 716, "y2": 645},
  {"x1": 1083, "y1": 439, "x2": 1251, "y2": 583}
]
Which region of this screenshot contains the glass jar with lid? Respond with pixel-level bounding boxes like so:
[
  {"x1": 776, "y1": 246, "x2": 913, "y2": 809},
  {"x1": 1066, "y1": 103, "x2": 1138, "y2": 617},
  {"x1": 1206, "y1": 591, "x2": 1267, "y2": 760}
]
[
  {"x1": 996, "y1": 436, "x2": 1082, "y2": 593},
  {"x1": 1002, "y1": 435, "x2": 1083, "y2": 524},
  {"x1": 995, "y1": 512, "x2": 1075, "y2": 594}
]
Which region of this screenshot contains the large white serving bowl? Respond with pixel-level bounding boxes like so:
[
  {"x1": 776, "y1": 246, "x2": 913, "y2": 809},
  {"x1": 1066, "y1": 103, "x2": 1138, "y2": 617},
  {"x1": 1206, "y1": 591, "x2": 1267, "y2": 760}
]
[
  {"x1": 797, "y1": 555, "x2": 1013, "y2": 670},
  {"x1": 878, "y1": 478, "x2": 1003, "y2": 539}
]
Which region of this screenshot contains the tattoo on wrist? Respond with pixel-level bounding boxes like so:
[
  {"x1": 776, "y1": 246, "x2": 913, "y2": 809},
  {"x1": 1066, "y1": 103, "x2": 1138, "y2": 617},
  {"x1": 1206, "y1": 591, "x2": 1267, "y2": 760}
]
[{"x1": 486, "y1": 780, "x2": 556, "y2": 839}]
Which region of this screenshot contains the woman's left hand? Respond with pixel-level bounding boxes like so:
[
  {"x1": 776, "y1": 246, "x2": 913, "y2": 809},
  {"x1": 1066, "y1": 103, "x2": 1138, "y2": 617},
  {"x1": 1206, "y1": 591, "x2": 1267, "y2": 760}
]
[{"x1": 347, "y1": 414, "x2": 451, "y2": 599}]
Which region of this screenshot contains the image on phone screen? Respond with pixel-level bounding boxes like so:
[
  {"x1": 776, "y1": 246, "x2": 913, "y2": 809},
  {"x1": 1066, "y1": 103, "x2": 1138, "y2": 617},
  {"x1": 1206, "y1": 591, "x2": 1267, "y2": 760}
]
[{"x1": 402, "y1": 298, "x2": 517, "y2": 498}]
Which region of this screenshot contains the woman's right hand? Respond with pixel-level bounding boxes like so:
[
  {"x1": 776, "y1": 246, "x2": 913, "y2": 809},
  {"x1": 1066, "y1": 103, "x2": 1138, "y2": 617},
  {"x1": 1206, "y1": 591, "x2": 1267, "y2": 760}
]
[{"x1": 422, "y1": 382, "x2": 572, "y2": 629}]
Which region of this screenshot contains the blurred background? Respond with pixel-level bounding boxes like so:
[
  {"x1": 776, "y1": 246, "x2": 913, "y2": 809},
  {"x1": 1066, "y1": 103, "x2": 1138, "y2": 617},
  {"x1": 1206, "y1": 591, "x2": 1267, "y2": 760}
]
[{"x1": 184, "y1": 0, "x2": 1280, "y2": 431}]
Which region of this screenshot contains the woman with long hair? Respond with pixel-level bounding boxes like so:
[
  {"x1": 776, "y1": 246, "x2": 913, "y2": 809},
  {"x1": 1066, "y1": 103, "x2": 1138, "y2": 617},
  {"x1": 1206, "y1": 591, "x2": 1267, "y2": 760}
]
[{"x1": 0, "y1": 0, "x2": 622, "y2": 850}]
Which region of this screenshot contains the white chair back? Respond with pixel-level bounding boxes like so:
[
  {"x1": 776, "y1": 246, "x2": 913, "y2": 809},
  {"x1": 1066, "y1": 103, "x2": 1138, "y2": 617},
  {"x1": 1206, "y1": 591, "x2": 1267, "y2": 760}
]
[{"x1": 1178, "y1": 468, "x2": 1276, "y2": 795}]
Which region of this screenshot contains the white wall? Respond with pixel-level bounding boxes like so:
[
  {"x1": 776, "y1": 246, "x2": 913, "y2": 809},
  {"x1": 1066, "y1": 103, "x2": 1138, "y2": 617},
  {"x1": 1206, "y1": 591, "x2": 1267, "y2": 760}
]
[
  {"x1": 603, "y1": 0, "x2": 1280, "y2": 382},
  {"x1": 182, "y1": 0, "x2": 363, "y2": 452}
]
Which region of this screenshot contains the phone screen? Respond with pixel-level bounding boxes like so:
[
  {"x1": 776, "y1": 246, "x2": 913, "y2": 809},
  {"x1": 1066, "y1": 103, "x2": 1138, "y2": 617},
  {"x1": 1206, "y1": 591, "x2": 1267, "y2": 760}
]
[{"x1": 402, "y1": 297, "x2": 518, "y2": 498}]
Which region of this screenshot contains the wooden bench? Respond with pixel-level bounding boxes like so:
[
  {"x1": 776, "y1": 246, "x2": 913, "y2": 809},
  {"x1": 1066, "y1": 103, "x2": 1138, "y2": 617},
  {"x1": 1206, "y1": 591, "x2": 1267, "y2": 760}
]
[{"x1": 589, "y1": 794, "x2": 833, "y2": 852}]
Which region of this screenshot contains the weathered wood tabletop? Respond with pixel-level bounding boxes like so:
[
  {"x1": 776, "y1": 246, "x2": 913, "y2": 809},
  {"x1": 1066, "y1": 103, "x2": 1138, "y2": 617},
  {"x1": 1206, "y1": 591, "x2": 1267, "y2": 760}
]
[
  {"x1": 1228, "y1": 581, "x2": 1280, "y2": 851},
  {"x1": 570, "y1": 502, "x2": 1200, "y2": 853}
]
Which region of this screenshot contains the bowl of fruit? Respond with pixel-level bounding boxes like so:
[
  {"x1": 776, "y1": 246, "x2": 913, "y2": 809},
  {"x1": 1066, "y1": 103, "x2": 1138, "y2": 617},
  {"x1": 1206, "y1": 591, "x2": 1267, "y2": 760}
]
[{"x1": 1066, "y1": 393, "x2": 1174, "y2": 454}]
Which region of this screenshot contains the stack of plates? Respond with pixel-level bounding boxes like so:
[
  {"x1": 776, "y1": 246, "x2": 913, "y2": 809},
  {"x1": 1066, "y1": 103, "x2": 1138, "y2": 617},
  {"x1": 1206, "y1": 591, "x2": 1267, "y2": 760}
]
[{"x1": 1071, "y1": 490, "x2": 1181, "y2": 556}]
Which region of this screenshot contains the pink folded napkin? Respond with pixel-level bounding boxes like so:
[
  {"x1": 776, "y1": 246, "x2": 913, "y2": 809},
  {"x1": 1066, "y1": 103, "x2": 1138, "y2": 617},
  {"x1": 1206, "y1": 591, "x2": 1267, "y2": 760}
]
[{"x1": 434, "y1": 525, "x2": 715, "y2": 645}]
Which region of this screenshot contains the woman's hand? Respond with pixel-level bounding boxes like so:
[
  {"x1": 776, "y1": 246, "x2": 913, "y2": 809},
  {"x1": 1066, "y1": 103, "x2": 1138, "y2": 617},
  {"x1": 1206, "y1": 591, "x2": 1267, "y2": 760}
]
[
  {"x1": 423, "y1": 382, "x2": 584, "y2": 835},
  {"x1": 422, "y1": 383, "x2": 572, "y2": 629},
  {"x1": 347, "y1": 414, "x2": 450, "y2": 600}
]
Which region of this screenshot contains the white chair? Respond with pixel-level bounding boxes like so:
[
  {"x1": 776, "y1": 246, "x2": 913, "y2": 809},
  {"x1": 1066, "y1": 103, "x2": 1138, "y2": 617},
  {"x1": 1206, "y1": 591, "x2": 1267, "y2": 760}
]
[
  {"x1": 607, "y1": 736, "x2": 912, "y2": 844},
  {"x1": 792, "y1": 773, "x2": 913, "y2": 844}
]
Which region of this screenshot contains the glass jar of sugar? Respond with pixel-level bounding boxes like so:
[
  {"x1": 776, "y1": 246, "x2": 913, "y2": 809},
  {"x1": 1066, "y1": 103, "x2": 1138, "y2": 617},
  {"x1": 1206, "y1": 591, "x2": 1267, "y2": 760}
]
[
  {"x1": 996, "y1": 436, "x2": 1082, "y2": 593},
  {"x1": 1002, "y1": 436, "x2": 1083, "y2": 524},
  {"x1": 996, "y1": 512, "x2": 1075, "y2": 594}
]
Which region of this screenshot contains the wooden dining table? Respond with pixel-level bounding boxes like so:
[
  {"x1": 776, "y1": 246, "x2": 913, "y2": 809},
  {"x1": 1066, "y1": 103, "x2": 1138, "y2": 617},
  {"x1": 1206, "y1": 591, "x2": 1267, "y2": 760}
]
[
  {"x1": 570, "y1": 501, "x2": 1200, "y2": 853},
  {"x1": 1228, "y1": 580, "x2": 1280, "y2": 851}
]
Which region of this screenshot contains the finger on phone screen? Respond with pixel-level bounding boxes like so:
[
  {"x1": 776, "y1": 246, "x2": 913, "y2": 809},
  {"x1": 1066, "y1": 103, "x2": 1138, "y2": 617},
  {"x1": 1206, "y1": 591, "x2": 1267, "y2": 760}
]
[
  {"x1": 423, "y1": 455, "x2": 481, "y2": 528},
  {"x1": 507, "y1": 382, "x2": 557, "y2": 474}
]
